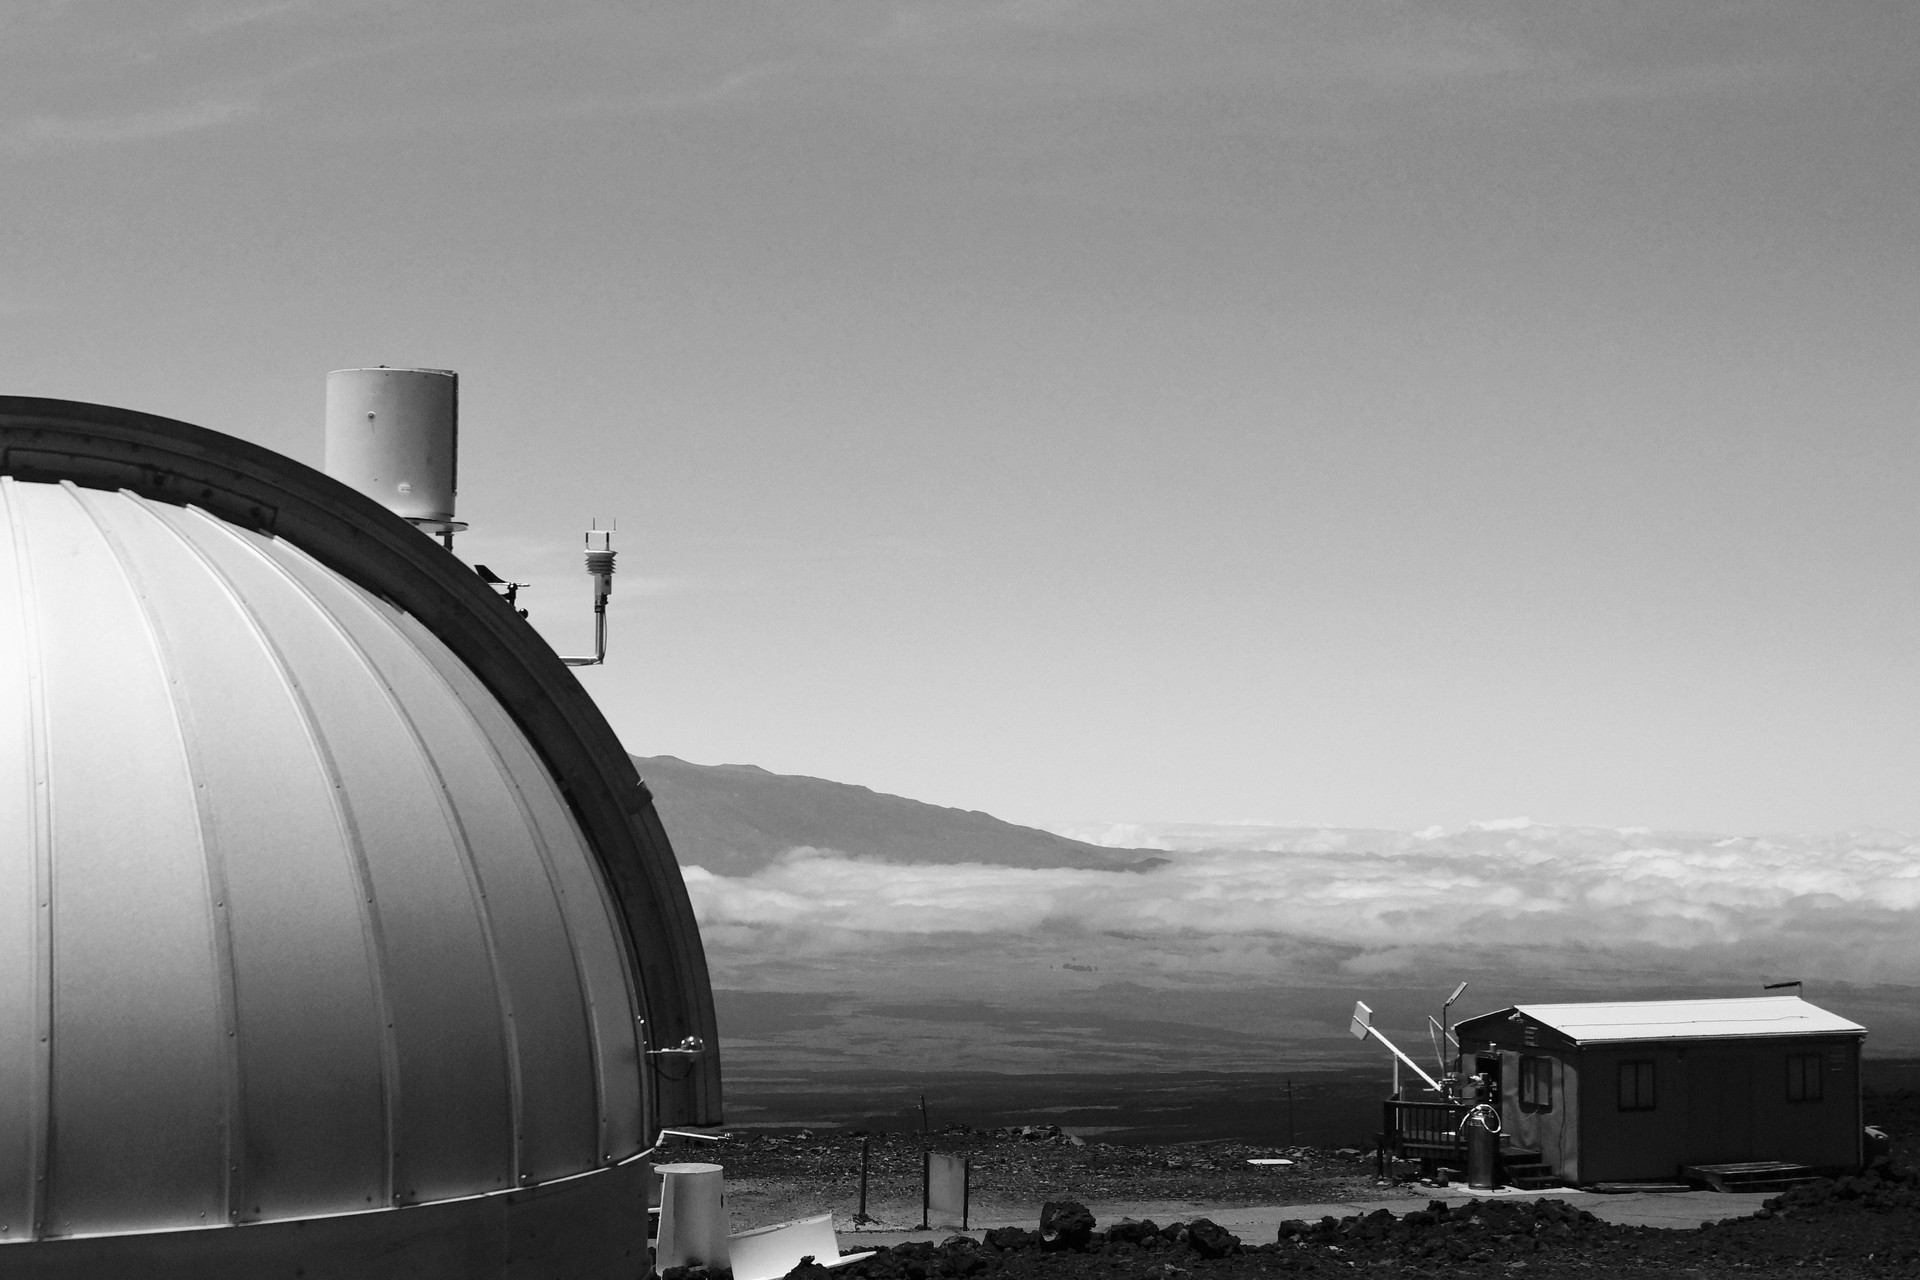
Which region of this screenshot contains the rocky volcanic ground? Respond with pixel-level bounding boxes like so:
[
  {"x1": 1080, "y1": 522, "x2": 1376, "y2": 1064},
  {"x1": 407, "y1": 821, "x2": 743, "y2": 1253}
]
[
  {"x1": 721, "y1": 1127, "x2": 1391, "y2": 1228},
  {"x1": 677, "y1": 1091, "x2": 1920, "y2": 1278}
]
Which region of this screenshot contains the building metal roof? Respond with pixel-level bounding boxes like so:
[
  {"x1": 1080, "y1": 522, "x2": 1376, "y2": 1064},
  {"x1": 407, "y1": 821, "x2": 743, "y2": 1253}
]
[{"x1": 1482, "y1": 996, "x2": 1865, "y2": 1045}]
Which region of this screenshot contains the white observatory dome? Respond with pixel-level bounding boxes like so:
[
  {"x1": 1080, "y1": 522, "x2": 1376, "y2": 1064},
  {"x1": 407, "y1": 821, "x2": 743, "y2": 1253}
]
[
  {"x1": 1, "y1": 395, "x2": 718, "y2": 1278},
  {"x1": 0, "y1": 476, "x2": 646, "y2": 1238}
]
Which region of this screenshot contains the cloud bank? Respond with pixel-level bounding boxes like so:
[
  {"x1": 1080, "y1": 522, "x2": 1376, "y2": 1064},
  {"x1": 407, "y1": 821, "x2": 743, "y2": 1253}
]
[
  {"x1": 1, "y1": 99, "x2": 254, "y2": 158},
  {"x1": 685, "y1": 824, "x2": 1920, "y2": 987}
]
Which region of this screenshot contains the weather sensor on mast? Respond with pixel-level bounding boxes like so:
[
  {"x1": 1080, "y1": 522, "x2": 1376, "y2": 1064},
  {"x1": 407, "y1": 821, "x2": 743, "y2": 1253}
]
[
  {"x1": 324, "y1": 366, "x2": 620, "y2": 665},
  {"x1": 561, "y1": 520, "x2": 617, "y2": 667}
]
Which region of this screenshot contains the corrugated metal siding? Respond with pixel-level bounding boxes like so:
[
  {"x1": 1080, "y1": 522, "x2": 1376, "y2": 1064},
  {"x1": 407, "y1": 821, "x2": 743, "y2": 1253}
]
[{"x1": 0, "y1": 480, "x2": 646, "y2": 1241}]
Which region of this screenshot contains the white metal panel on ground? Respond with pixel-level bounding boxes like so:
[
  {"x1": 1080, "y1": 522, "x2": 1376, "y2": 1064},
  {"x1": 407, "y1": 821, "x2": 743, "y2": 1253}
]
[
  {"x1": 0, "y1": 480, "x2": 649, "y2": 1244},
  {"x1": 1515, "y1": 997, "x2": 1866, "y2": 1044}
]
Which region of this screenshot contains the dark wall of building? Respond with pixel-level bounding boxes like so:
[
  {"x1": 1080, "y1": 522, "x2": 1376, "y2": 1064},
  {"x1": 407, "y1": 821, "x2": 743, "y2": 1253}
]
[
  {"x1": 1576, "y1": 1045, "x2": 1691, "y2": 1182},
  {"x1": 1577, "y1": 1038, "x2": 1860, "y2": 1182},
  {"x1": 1699, "y1": 1037, "x2": 1859, "y2": 1171}
]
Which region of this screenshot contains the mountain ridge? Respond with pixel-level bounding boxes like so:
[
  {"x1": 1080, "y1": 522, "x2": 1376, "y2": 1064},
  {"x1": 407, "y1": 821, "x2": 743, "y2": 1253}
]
[{"x1": 632, "y1": 753, "x2": 1168, "y2": 877}]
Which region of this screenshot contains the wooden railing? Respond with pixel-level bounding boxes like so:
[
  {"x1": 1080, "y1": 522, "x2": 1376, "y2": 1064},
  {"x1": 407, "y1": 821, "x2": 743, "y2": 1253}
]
[{"x1": 1383, "y1": 1099, "x2": 1469, "y2": 1157}]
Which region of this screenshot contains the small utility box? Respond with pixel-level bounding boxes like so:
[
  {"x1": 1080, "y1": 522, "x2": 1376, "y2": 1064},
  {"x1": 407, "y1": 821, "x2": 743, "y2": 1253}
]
[{"x1": 924, "y1": 1152, "x2": 970, "y2": 1229}]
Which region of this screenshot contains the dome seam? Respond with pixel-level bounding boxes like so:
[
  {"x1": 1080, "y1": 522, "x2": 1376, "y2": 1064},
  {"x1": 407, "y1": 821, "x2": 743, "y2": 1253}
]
[
  {"x1": 239, "y1": 529, "x2": 525, "y2": 1194},
  {"x1": 382, "y1": 608, "x2": 622, "y2": 1170},
  {"x1": 67, "y1": 484, "x2": 247, "y2": 1227},
  {"x1": 136, "y1": 495, "x2": 404, "y2": 1211},
  {"x1": 0, "y1": 476, "x2": 55, "y2": 1242}
]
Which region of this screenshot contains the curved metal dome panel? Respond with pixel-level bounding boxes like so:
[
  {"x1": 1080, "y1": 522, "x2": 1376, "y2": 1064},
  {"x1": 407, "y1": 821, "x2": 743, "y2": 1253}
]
[{"x1": 0, "y1": 477, "x2": 644, "y2": 1238}]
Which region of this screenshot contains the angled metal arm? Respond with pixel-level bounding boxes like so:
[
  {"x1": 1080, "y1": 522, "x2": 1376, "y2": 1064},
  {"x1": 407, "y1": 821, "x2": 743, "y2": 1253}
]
[{"x1": 1351, "y1": 1001, "x2": 1444, "y2": 1092}]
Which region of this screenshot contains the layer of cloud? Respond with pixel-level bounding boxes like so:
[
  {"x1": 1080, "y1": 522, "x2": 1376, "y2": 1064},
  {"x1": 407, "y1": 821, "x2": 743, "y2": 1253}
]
[
  {"x1": 0, "y1": 98, "x2": 253, "y2": 158},
  {"x1": 685, "y1": 824, "x2": 1920, "y2": 986}
]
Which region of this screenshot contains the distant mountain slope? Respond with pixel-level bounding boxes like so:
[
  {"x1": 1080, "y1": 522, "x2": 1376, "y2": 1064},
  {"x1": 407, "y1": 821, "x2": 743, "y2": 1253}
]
[{"x1": 632, "y1": 754, "x2": 1167, "y2": 877}]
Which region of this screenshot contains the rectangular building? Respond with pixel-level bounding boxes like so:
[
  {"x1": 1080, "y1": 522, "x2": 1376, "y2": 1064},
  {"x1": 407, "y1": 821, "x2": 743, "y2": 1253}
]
[{"x1": 1451, "y1": 997, "x2": 1865, "y2": 1185}]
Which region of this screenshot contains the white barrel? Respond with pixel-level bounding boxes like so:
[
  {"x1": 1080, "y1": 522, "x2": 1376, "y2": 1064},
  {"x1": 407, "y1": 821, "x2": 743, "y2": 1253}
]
[
  {"x1": 325, "y1": 368, "x2": 459, "y2": 525},
  {"x1": 655, "y1": 1162, "x2": 729, "y2": 1270}
]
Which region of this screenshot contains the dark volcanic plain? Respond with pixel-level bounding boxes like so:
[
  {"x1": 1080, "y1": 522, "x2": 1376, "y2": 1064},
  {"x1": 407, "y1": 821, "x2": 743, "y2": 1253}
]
[{"x1": 696, "y1": 1090, "x2": 1920, "y2": 1279}]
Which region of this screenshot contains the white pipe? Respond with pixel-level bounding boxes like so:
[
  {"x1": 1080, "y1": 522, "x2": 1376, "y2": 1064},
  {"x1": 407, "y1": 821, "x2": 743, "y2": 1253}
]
[{"x1": 1364, "y1": 1025, "x2": 1444, "y2": 1093}]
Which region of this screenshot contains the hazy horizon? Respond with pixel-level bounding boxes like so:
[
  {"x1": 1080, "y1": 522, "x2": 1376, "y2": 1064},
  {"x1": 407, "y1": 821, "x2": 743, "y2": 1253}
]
[{"x1": 638, "y1": 754, "x2": 1920, "y2": 1078}]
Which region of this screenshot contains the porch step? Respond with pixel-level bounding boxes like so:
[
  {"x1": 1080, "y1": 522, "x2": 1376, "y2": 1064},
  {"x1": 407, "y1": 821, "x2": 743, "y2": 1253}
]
[
  {"x1": 1502, "y1": 1157, "x2": 1561, "y2": 1191},
  {"x1": 1680, "y1": 1161, "x2": 1822, "y2": 1194}
]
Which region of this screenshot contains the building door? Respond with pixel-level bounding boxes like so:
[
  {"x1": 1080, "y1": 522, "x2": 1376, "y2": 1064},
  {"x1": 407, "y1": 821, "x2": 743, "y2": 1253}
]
[
  {"x1": 1475, "y1": 1054, "x2": 1503, "y2": 1106},
  {"x1": 1684, "y1": 1052, "x2": 1754, "y2": 1163}
]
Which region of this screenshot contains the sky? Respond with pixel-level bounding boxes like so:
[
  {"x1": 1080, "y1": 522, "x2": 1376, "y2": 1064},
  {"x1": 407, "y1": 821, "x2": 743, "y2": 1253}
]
[{"x1": 4, "y1": 1, "x2": 1918, "y2": 834}]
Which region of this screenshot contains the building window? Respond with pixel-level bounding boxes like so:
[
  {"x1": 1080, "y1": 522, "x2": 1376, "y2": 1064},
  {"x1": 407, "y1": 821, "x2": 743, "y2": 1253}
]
[
  {"x1": 1519, "y1": 1056, "x2": 1553, "y2": 1111},
  {"x1": 1618, "y1": 1060, "x2": 1656, "y2": 1111},
  {"x1": 1786, "y1": 1053, "x2": 1824, "y2": 1103}
]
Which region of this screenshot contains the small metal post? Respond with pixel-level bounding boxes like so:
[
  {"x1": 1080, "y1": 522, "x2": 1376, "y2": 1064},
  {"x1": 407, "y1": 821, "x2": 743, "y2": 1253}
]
[
  {"x1": 962, "y1": 1158, "x2": 971, "y2": 1230},
  {"x1": 919, "y1": 1091, "x2": 931, "y2": 1229},
  {"x1": 857, "y1": 1138, "x2": 870, "y2": 1224}
]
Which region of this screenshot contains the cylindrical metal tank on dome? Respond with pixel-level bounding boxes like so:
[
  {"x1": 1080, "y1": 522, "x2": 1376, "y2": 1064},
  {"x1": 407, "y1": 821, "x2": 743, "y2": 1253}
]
[
  {"x1": 0, "y1": 396, "x2": 720, "y2": 1279},
  {"x1": 324, "y1": 367, "x2": 461, "y2": 530}
]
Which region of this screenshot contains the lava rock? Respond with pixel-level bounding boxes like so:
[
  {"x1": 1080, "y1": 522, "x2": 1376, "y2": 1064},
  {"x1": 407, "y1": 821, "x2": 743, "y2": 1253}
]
[
  {"x1": 1103, "y1": 1218, "x2": 1161, "y2": 1246},
  {"x1": 1039, "y1": 1200, "x2": 1096, "y2": 1251},
  {"x1": 1185, "y1": 1217, "x2": 1240, "y2": 1258},
  {"x1": 982, "y1": 1227, "x2": 1038, "y2": 1252},
  {"x1": 1765, "y1": 1166, "x2": 1920, "y2": 1217}
]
